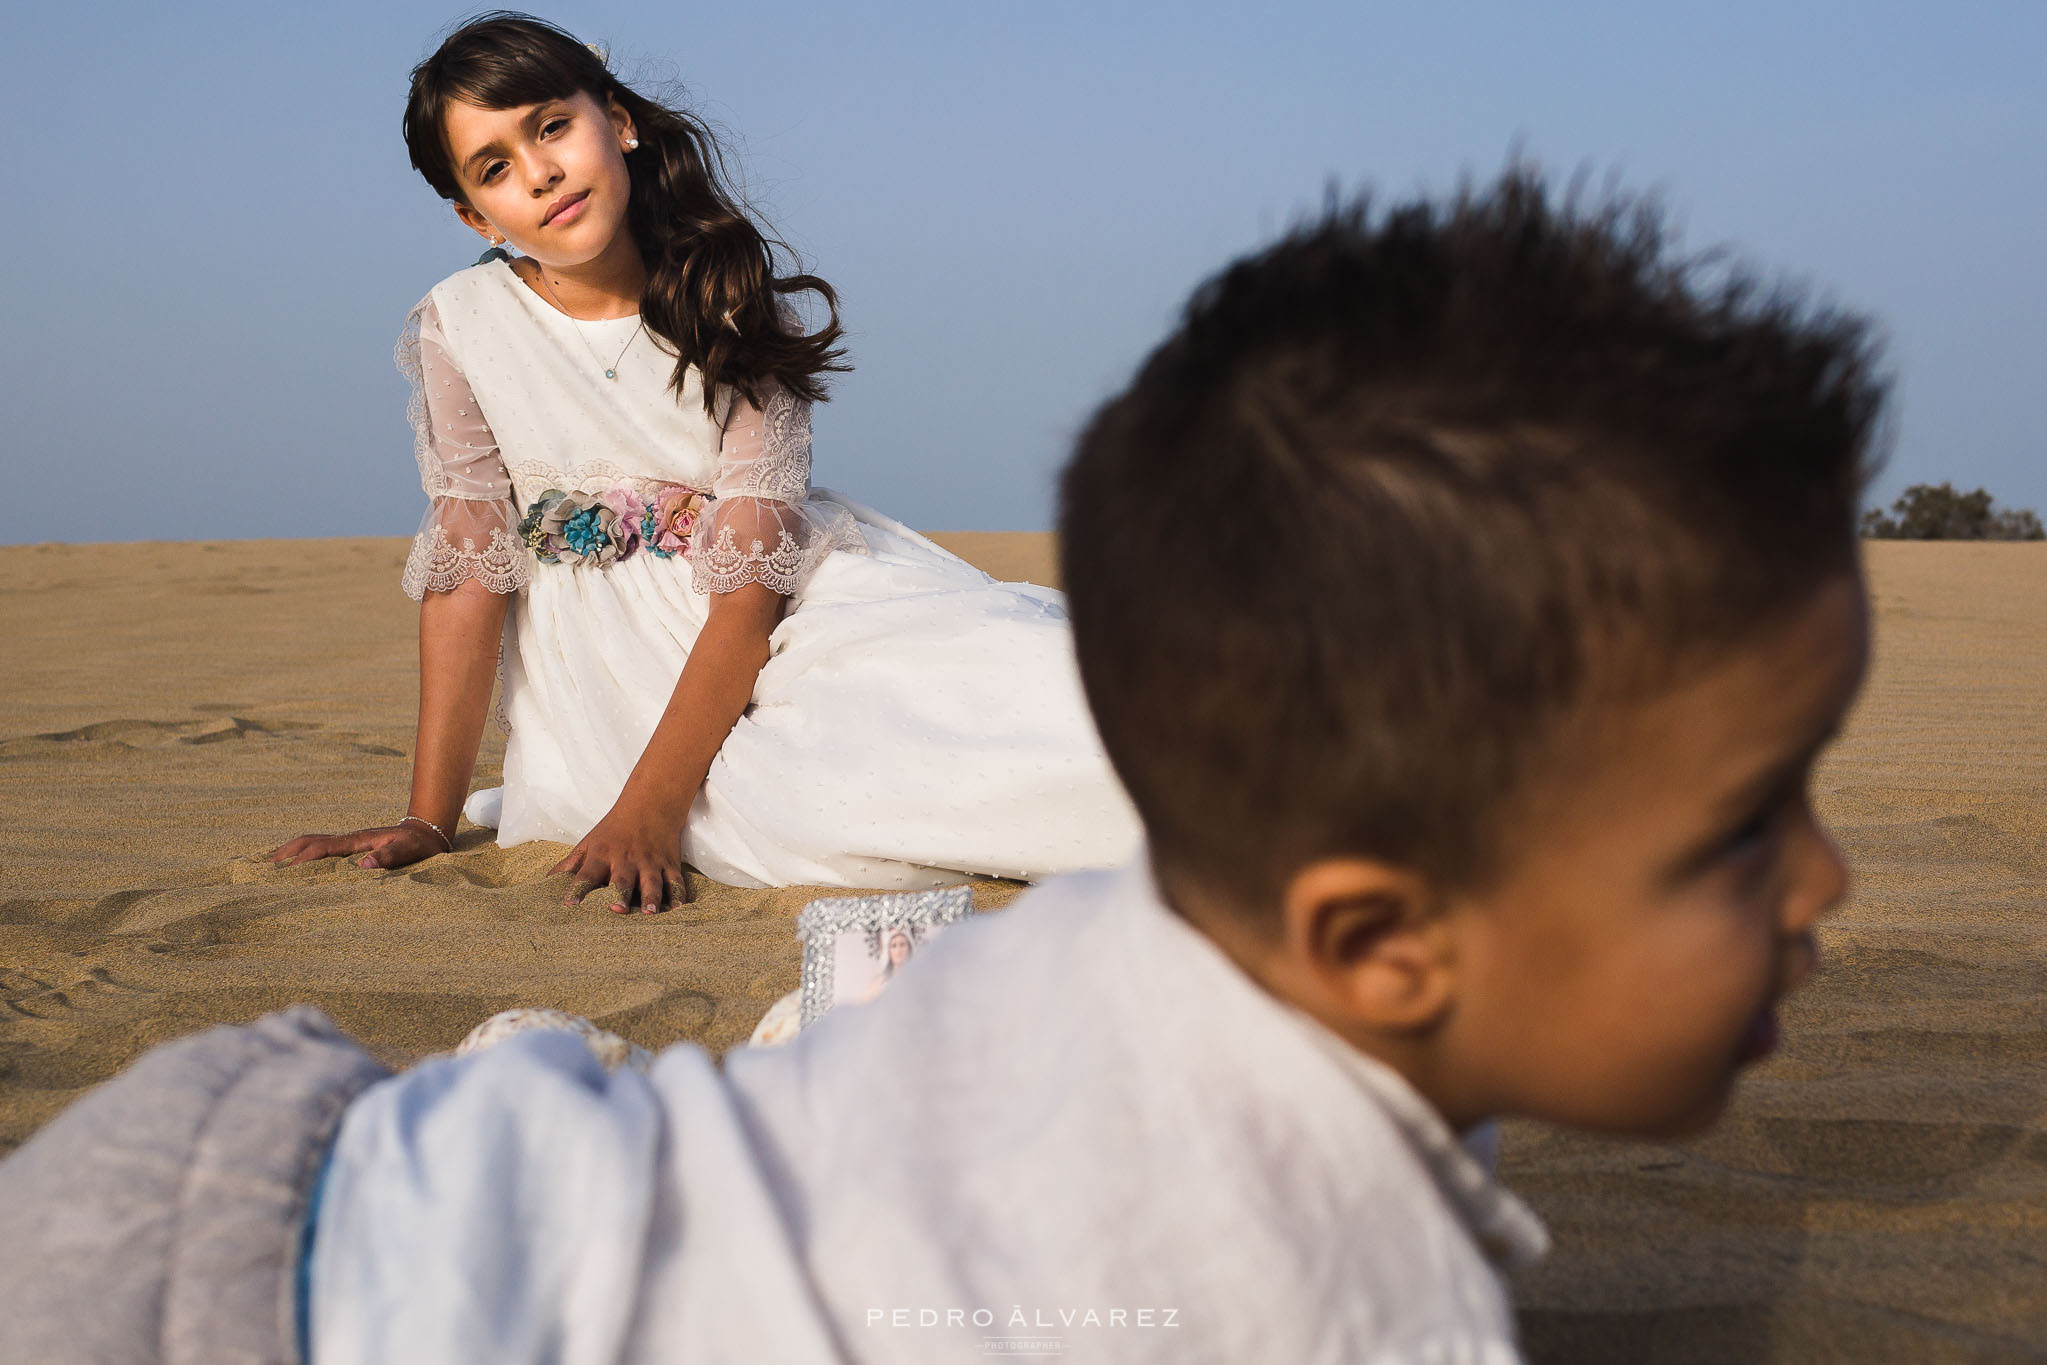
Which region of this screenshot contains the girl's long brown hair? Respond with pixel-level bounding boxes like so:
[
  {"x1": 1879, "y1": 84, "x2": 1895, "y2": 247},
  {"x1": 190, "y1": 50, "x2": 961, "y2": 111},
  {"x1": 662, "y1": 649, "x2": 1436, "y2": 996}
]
[{"x1": 402, "y1": 11, "x2": 847, "y2": 415}]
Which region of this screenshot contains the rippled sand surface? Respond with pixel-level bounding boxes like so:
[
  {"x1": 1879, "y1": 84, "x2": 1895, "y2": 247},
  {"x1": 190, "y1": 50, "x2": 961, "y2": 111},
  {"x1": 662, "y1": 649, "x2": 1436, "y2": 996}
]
[
  {"x1": 1, "y1": 538, "x2": 2041, "y2": 1360},
  {"x1": 0, "y1": 535, "x2": 1036, "y2": 1137}
]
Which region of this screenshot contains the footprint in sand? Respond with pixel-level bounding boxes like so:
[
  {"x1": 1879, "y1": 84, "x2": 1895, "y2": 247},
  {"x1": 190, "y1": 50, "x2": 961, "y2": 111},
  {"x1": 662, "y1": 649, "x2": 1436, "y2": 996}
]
[
  {"x1": 2, "y1": 967, "x2": 153, "y2": 1022},
  {"x1": 0, "y1": 716, "x2": 321, "y2": 754}
]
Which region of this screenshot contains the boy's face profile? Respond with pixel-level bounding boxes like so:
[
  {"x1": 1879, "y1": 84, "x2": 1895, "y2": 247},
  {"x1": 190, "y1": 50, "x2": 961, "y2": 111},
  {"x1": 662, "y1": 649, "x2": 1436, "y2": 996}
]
[
  {"x1": 1441, "y1": 571, "x2": 1870, "y2": 1138},
  {"x1": 1251, "y1": 570, "x2": 1871, "y2": 1140}
]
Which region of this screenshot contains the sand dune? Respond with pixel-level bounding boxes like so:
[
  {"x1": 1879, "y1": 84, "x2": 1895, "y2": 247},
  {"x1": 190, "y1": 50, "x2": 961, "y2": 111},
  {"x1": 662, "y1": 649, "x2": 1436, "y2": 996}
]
[{"x1": 1, "y1": 537, "x2": 2042, "y2": 1360}]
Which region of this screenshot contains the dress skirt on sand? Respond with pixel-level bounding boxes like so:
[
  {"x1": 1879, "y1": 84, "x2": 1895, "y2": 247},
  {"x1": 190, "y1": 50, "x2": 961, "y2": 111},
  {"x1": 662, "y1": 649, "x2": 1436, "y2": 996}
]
[{"x1": 398, "y1": 259, "x2": 1138, "y2": 888}]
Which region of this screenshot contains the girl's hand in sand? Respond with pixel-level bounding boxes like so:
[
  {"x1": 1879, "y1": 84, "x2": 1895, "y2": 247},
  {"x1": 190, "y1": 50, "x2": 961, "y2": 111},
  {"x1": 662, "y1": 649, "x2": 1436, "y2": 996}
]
[
  {"x1": 266, "y1": 824, "x2": 444, "y2": 871},
  {"x1": 552, "y1": 803, "x2": 693, "y2": 915}
]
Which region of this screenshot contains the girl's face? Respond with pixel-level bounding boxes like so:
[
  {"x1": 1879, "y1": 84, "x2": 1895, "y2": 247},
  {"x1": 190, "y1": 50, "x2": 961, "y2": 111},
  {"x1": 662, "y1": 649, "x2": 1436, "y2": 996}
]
[
  {"x1": 888, "y1": 934, "x2": 912, "y2": 967},
  {"x1": 441, "y1": 91, "x2": 636, "y2": 268}
]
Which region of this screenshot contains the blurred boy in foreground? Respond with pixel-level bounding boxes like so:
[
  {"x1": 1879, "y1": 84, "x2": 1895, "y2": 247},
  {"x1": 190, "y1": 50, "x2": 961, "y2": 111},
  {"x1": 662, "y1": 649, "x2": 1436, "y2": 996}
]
[{"x1": 0, "y1": 169, "x2": 1880, "y2": 1364}]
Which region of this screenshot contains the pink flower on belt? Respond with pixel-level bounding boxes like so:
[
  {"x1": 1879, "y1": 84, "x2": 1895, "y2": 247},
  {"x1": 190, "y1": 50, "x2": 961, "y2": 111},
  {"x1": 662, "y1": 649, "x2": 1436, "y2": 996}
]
[
  {"x1": 600, "y1": 486, "x2": 648, "y2": 557},
  {"x1": 645, "y1": 485, "x2": 709, "y2": 557}
]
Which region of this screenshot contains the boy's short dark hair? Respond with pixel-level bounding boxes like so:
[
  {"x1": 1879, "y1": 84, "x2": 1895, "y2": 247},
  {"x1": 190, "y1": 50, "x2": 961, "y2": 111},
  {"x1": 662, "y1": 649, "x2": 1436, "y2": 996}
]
[{"x1": 1059, "y1": 169, "x2": 1886, "y2": 914}]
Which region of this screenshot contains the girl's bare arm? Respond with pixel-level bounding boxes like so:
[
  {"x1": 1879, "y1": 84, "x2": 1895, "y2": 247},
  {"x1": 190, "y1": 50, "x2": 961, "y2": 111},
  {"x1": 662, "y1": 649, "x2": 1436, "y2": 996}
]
[
  {"x1": 267, "y1": 580, "x2": 508, "y2": 868},
  {"x1": 550, "y1": 581, "x2": 784, "y2": 912}
]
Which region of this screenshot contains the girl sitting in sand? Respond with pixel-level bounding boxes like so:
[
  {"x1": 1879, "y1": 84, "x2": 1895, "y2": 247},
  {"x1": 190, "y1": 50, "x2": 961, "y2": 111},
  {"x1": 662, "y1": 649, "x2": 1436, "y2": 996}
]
[{"x1": 269, "y1": 13, "x2": 1137, "y2": 910}]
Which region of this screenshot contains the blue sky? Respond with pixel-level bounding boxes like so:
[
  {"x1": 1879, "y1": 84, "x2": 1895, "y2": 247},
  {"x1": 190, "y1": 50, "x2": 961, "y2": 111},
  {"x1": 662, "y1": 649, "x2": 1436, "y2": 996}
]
[{"x1": 3, "y1": 1, "x2": 2041, "y2": 542}]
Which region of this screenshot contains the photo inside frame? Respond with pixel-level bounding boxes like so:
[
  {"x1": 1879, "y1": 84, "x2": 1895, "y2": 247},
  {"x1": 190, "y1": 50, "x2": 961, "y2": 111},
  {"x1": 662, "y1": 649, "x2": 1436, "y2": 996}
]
[{"x1": 795, "y1": 886, "x2": 975, "y2": 1028}]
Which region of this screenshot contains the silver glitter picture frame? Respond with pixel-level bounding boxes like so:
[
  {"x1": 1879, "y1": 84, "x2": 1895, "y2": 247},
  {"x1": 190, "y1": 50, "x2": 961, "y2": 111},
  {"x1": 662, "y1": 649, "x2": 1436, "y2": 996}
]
[{"x1": 795, "y1": 885, "x2": 975, "y2": 1028}]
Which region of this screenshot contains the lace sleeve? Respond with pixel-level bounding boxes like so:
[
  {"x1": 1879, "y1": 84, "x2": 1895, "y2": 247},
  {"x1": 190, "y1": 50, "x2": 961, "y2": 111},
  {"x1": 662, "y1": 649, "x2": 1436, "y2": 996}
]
[
  {"x1": 690, "y1": 382, "x2": 866, "y2": 596},
  {"x1": 396, "y1": 296, "x2": 531, "y2": 601}
]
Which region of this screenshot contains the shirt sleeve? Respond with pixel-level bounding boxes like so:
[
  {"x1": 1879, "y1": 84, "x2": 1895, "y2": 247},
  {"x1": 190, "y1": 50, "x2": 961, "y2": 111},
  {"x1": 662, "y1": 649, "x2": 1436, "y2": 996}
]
[
  {"x1": 688, "y1": 381, "x2": 867, "y2": 597},
  {"x1": 396, "y1": 296, "x2": 530, "y2": 601}
]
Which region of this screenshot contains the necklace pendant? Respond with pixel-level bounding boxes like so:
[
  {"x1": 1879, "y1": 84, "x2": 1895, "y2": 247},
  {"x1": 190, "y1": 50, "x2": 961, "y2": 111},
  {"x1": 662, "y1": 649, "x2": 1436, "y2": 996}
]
[{"x1": 604, "y1": 368, "x2": 617, "y2": 380}]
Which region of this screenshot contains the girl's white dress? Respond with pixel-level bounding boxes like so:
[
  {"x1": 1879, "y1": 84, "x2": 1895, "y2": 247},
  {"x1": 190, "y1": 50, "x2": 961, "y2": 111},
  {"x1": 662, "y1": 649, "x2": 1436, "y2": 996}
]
[{"x1": 399, "y1": 258, "x2": 1138, "y2": 888}]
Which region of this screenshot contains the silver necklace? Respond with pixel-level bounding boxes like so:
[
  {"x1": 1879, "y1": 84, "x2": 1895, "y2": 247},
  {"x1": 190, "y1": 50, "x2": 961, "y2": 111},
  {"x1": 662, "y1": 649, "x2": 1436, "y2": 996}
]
[{"x1": 530, "y1": 263, "x2": 647, "y2": 380}]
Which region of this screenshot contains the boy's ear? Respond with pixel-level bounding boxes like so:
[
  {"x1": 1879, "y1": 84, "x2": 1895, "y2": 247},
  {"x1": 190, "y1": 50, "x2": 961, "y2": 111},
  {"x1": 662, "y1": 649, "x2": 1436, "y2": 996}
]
[{"x1": 1279, "y1": 858, "x2": 1456, "y2": 1033}]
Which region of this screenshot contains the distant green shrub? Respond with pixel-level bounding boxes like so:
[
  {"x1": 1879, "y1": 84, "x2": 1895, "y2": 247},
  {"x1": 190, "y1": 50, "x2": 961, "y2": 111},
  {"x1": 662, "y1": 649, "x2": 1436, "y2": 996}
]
[{"x1": 1860, "y1": 482, "x2": 2046, "y2": 540}]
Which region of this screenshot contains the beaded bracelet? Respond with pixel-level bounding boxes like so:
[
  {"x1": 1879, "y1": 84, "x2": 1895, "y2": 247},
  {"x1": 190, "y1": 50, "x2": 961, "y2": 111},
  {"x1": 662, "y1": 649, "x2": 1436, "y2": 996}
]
[{"x1": 400, "y1": 813, "x2": 454, "y2": 852}]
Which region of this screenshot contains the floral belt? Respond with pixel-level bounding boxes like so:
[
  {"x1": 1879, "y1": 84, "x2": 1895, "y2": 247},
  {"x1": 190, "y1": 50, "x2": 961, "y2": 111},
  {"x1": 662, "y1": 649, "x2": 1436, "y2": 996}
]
[{"x1": 517, "y1": 481, "x2": 709, "y2": 567}]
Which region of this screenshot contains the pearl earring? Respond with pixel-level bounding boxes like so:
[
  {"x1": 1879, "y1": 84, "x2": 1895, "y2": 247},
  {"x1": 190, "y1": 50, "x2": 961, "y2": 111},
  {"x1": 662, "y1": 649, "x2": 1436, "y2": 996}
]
[{"x1": 626, "y1": 137, "x2": 639, "y2": 150}]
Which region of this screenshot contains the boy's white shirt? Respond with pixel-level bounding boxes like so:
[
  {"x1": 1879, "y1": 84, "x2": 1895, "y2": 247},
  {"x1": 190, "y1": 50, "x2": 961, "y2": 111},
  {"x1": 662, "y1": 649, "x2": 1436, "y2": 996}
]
[{"x1": 310, "y1": 858, "x2": 1547, "y2": 1364}]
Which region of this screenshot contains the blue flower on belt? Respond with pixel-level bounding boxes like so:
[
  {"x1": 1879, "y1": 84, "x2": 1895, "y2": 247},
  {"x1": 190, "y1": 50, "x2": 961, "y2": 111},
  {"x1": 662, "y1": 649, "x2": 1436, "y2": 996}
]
[
  {"x1": 562, "y1": 505, "x2": 611, "y2": 558},
  {"x1": 520, "y1": 487, "x2": 621, "y2": 566}
]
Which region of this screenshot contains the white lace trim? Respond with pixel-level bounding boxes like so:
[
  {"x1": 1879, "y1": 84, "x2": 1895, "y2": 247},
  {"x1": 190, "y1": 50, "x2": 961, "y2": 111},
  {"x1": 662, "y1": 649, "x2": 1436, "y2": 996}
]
[
  {"x1": 506, "y1": 457, "x2": 697, "y2": 502},
  {"x1": 729, "y1": 385, "x2": 812, "y2": 502},
  {"x1": 401, "y1": 524, "x2": 533, "y2": 602},
  {"x1": 688, "y1": 501, "x2": 869, "y2": 596},
  {"x1": 692, "y1": 524, "x2": 811, "y2": 596}
]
